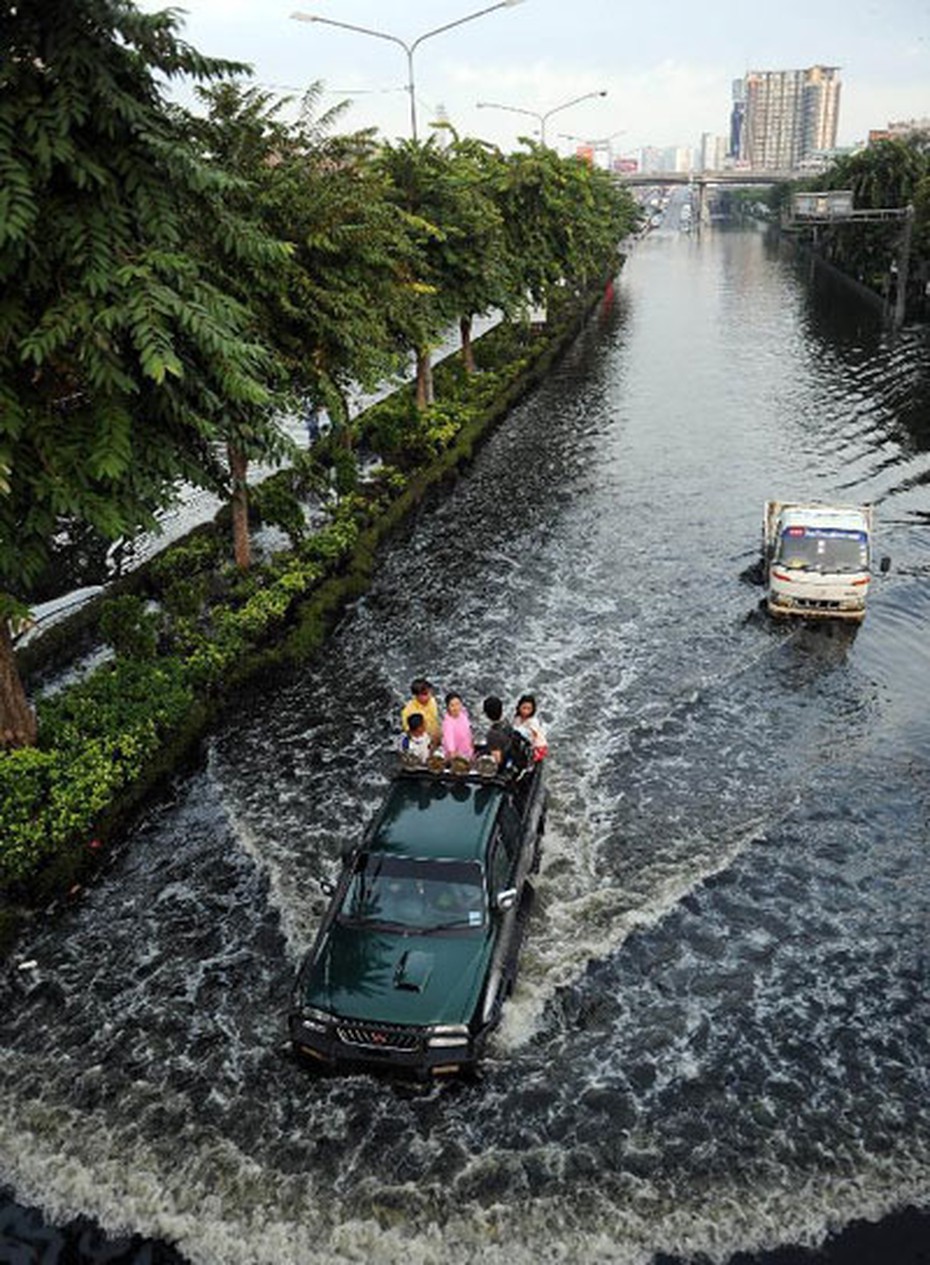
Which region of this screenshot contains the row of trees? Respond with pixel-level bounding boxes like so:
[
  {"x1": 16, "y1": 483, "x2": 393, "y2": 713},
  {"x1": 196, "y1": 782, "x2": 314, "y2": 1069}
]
[
  {"x1": 0, "y1": 0, "x2": 639, "y2": 747},
  {"x1": 769, "y1": 132, "x2": 930, "y2": 311}
]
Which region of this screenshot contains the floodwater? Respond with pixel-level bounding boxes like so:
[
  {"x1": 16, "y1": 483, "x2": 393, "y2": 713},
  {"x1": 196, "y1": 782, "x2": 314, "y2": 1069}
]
[{"x1": 2, "y1": 213, "x2": 930, "y2": 1265}]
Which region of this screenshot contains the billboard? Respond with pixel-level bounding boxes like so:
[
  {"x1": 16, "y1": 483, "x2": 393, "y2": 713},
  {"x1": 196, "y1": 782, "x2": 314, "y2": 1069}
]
[{"x1": 792, "y1": 190, "x2": 854, "y2": 218}]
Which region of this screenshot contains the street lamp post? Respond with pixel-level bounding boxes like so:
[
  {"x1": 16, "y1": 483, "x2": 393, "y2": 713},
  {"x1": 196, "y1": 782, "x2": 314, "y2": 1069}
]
[
  {"x1": 476, "y1": 90, "x2": 607, "y2": 146},
  {"x1": 291, "y1": 2, "x2": 523, "y2": 141}
]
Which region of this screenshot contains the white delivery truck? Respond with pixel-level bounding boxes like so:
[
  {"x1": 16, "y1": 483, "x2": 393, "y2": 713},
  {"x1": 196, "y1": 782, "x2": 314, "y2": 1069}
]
[{"x1": 763, "y1": 501, "x2": 882, "y2": 623}]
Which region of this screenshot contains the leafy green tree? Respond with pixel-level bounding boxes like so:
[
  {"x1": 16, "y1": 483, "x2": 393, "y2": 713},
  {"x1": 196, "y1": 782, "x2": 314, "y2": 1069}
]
[
  {"x1": 827, "y1": 137, "x2": 928, "y2": 210},
  {"x1": 913, "y1": 161, "x2": 930, "y2": 269},
  {"x1": 0, "y1": 0, "x2": 290, "y2": 745},
  {"x1": 191, "y1": 80, "x2": 420, "y2": 514},
  {"x1": 196, "y1": 81, "x2": 417, "y2": 400},
  {"x1": 764, "y1": 181, "x2": 799, "y2": 220},
  {"x1": 373, "y1": 134, "x2": 638, "y2": 412},
  {"x1": 558, "y1": 155, "x2": 639, "y2": 287},
  {"x1": 491, "y1": 143, "x2": 637, "y2": 314},
  {"x1": 375, "y1": 137, "x2": 473, "y2": 409},
  {"x1": 425, "y1": 132, "x2": 514, "y2": 374},
  {"x1": 809, "y1": 135, "x2": 930, "y2": 310}
]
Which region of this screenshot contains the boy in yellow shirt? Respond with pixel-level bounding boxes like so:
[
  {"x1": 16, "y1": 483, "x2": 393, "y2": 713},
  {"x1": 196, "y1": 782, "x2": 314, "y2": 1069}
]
[{"x1": 400, "y1": 678, "x2": 441, "y2": 745}]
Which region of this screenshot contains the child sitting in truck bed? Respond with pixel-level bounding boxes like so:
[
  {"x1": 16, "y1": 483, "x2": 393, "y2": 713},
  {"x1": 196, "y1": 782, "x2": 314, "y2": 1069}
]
[
  {"x1": 513, "y1": 694, "x2": 548, "y2": 762},
  {"x1": 399, "y1": 713, "x2": 432, "y2": 763}
]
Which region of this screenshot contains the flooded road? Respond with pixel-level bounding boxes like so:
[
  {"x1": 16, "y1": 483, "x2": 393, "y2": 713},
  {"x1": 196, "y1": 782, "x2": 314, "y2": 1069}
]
[{"x1": 2, "y1": 222, "x2": 930, "y2": 1265}]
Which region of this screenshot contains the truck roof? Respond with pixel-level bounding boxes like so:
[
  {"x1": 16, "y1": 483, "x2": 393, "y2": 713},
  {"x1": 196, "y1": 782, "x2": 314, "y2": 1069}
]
[
  {"x1": 365, "y1": 773, "x2": 504, "y2": 863},
  {"x1": 765, "y1": 501, "x2": 872, "y2": 537},
  {"x1": 778, "y1": 504, "x2": 871, "y2": 530}
]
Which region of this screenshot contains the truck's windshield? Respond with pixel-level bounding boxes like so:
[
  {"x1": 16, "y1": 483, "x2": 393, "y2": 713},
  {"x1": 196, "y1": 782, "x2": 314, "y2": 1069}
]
[
  {"x1": 776, "y1": 528, "x2": 868, "y2": 573},
  {"x1": 339, "y1": 855, "x2": 486, "y2": 932}
]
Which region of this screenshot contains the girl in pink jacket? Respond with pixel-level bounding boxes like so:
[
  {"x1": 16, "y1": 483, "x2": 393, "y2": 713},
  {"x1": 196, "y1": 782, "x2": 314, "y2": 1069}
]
[{"x1": 441, "y1": 692, "x2": 474, "y2": 760}]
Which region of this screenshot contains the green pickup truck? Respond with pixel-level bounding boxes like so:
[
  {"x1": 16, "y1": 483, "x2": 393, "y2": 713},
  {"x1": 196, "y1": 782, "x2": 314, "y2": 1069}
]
[{"x1": 289, "y1": 761, "x2": 547, "y2": 1078}]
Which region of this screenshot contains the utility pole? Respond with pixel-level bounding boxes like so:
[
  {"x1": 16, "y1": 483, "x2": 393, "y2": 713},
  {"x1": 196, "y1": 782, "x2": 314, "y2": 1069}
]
[{"x1": 893, "y1": 205, "x2": 914, "y2": 331}]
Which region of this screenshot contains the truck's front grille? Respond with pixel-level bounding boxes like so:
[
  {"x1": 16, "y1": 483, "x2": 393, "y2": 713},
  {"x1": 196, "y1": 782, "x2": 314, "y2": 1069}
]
[{"x1": 337, "y1": 1023, "x2": 420, "y2": 1052}]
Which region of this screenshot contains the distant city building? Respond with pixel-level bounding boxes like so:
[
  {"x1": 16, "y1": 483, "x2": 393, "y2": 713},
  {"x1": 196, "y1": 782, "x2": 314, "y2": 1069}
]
[
  {"x1": 796, "y1": 147, "x2": 852, "y2": 172},
  {"x1": 639, "y1": 146, "x2": 665, "y2": 174},
  {"x1": 637, "y1": 146, "x2": 693, "y2": 174},
  {"x1": 666, "y1": 146, "x2": 693, "y2": 173},
  {"x1": 700, "y1": 132, "x2": 728, "y2": 171},
  {"x1": 729, "y1": 78, "x2": 746, "y2": 159},
  {"x1": 739, "y1": 65, "x2": 841, "y2": 170},
  {"x1": 868, "y1": 117, "x2": 930, "y2": 145},
  {"x1": 570, "y1": 141, "x2": 613, "y2": 171}
]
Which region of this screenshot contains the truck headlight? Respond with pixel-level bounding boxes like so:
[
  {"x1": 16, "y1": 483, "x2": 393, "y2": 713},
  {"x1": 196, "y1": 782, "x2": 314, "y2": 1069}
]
[
  {"x1": 426, "y1": 1024, "x2": 470, "y2": 1048},
  {"x1": 300, "y1": 1008, "x2": 332, "y2": 1034}
]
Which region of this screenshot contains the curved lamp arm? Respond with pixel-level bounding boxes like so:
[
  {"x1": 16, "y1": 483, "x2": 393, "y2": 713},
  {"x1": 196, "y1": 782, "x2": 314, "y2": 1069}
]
[{"x1": 292, "y1": 2, "x2": 524, "y2": 140}]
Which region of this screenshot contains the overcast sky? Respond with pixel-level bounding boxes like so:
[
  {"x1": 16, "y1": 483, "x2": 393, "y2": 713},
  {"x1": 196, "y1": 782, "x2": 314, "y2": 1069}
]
[{"x1": 140, "y1": 0, "x2": 929, "y2": 155}]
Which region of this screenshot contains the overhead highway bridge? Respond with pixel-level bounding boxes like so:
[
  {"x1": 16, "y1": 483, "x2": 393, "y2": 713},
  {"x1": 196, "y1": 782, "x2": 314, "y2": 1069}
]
[
  {"x1": 616, "y1": 170, "x2": 797, "y2": 187},
  {"x1": 616, "y1": 169, "x2": 798, "y2": 225}
]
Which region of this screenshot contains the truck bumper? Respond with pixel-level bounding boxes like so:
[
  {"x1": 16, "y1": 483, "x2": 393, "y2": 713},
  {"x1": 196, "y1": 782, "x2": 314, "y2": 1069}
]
[
  {"x1": 767, "y1": 596, "x2": 866, "y2": 623},
  {"x1": 288, "y1": 1013, "x2": 478, "y2": 1078}
]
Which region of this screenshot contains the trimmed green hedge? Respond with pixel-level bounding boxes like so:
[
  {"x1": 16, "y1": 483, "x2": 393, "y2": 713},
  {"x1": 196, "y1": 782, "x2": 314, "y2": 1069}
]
[{"x1": 0, "y1": 658, "x2": 194, "y2": 885}]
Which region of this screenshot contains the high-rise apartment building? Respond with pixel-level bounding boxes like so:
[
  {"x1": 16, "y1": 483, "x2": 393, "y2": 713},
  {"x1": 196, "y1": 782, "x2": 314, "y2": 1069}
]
[
  {"x1": 700, "y1": 132, "x2": 728, "y2": 171},
  {"x1": 739, "y1": 65, "x2": 841, "y2": 170},
  {"x1": 729, "y1": 78, "x2": 746, "y2": 159}
]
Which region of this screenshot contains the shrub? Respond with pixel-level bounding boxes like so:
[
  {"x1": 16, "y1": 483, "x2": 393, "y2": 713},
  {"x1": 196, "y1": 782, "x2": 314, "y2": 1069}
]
[
  {"x1": 148, "y1": 532, "x2": 224, "y2": 585},
  {"x1": 37, "y1": 658, "x2": 194, "y2": 755},
  {"x1": 0, "y1": 660, "x2": 195, "y2": 887},
  {"x1": 251, "y1": 478, "x2": 308, "y2": 546},
  {"x1": 161, "y1": 574, "x2": 211, "y2": 621},
  {"x1": 0, "y1": 747, "x2": 61, "y2": 883},
  {"x1": 329, "y1": 445, "x2": 359, "y2": 497},
  {"x1": 98, "y1": 595, "x2": 160, "y2": 661},
  {"x1": 356, "y1": 392, "x2": 418, "y2": 462}
]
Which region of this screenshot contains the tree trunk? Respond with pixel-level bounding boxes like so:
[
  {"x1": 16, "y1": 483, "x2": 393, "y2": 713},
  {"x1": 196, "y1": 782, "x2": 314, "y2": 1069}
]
[
  {"x1": 228, "y1": 441, "x2": 251, "y2": 571},
  {"x1": 415, "y1": 347, "x2": 434, "y2": 410},
  {"x1": 459, "y1": 314, "x2": 476, "y2": 374},
  {"x1": 0, "y1": 618, "x2": 37, "y2": 749}
]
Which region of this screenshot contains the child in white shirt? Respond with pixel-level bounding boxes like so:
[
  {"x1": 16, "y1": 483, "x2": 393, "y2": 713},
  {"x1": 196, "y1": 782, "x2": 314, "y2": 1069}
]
[{"x1": 399, "y1": 713, "x2": 432, "y2": 763}]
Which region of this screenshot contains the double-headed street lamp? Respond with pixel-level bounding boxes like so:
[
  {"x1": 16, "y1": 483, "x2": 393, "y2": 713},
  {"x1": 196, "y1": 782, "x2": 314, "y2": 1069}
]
[
  {"x1": 558, "y1": 129, "x2": 626, "y2": 165},
  {"x1": 559, "y1": 129, "x2": 626, "y2": 149},
  {"x1": 291, "y1": 2, "x2": 524, "y2": 141},
  {"x1": 476, "y1": 89, "x2": 607, "y2": 146}
]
